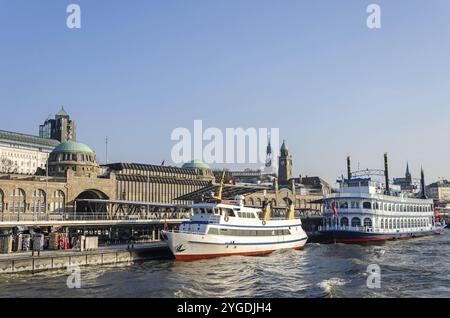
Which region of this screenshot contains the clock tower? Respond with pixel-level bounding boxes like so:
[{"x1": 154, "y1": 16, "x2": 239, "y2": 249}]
[{"x1": 278, "y1": 140, "x2": 293, "y2": 185}]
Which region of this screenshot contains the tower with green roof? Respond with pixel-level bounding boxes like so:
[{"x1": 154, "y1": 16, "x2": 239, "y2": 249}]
[
  {"x1": 278, "y1": 140, "x2": 293, "y2": 185},
  {"x1": 39, "y1": 106, "x2": 77, "y2": 142}
]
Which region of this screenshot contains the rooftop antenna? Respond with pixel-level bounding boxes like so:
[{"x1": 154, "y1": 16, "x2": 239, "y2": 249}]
[{"x1": 105, "y1": 136, "x2": 109, "y2": 164}]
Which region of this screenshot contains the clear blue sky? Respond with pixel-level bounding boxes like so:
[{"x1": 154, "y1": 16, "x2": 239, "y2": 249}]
[{"x1": 1, "y1": 0, "x2": 449, "y2": 185}]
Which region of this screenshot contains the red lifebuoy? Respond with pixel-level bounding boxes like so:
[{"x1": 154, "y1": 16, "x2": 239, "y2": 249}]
[{"x1": 224, "y1": 215, "x2": 230, "y2": 222}]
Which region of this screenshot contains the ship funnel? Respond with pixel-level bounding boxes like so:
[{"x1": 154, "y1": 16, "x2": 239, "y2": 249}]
[
  {"x1": 384, "y1": 153, "x2": 390, "y2": 195},
  {"x1": 421, "y1": 168, "x2": 427, "y2": 199},
  {"x1": 347, "y1": 156, "x2": 352, "y2": 180}
]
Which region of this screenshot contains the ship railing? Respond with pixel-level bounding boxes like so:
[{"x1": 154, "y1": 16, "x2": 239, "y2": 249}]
[
  {"x1": 166, "y1": 229, "x2": 206, "y2": 235},
  {"x1": 319, "y1": 225, "x2": 376, "y2": 233}
]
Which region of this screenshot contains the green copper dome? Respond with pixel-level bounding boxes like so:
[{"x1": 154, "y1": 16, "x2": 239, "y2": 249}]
[
  {"x1": 182, "y1": 160, "x2": 211, "y2": 170},
  {"x1": 52, "y1": 140, "x2": 94, "y2": 153}
]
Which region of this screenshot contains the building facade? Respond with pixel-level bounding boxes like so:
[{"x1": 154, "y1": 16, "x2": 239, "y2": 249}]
[
  {"x1": 0, "y1": 139, "x2": 215, "y2": 218},
  {"x1": 427, "y1": 180, "x2": 450, "y2": 202},
  {"x1": 0, "y1": 130, "x2": 59, "y2": 175},
  {"x1": 103, "y1": 161, "x2": 214, "y2": 205}
]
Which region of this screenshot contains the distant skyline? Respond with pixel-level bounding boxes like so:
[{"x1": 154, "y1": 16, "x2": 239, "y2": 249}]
[{"x1": 1, "y1": 0, "x2": 450, "y2": 185}]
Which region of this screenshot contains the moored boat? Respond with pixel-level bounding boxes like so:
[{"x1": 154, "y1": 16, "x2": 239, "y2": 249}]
[
  {"x1": 319, "y1": 154, "x2": 446, "y2": 244},
  {"x1": 162, "y1": 200, "x2": 308, "y2": 260},
  {"x1": 161, "y1": 173, "x2": 308, "y2": 260}
]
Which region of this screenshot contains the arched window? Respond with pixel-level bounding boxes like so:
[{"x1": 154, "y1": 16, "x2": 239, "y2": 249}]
[
  {"x1": 339, "y1": 201, "x2": 349, "y2": 209},
  {"x1": 351, "y1": 217, "x2": 362, "y2": 227},
  {"x1": 364, "y1": 218, "x2": 373, "y2": 228},
  {"x1": 9, "y1": 188, "x2": 25, "y2": 213},
  {"x1": 0, "y1": 189, "x2": 4, "y2": 213},
  {"x1": 31, "y1": 189, "x2": 46, "y2": 213},
  {"x1": 256, "y1": 198, "x2": 262, "y2": 206},
  {"x1": 340, "y1": 217, "x2": 349, "y2": 227},
  {"x1": 51, "y1": 190, "x2": 65, "y2": 213},
  {"x1": 363, "y1": 202, "x2": 372, "y2": 209}
]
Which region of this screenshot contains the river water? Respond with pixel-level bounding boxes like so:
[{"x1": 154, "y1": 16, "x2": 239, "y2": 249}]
[{"x1": 1, "y1": 231, "x2": 449, "y2": 298}]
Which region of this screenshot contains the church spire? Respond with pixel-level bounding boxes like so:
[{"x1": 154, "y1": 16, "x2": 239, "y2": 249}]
[{"x1": 405, "y1": 162, "x2": 412, "y2": 184}]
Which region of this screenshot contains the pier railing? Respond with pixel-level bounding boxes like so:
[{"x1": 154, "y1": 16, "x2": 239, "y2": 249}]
[{"x1": 0, "y1": 212, "x2": 191, "y2": 223}]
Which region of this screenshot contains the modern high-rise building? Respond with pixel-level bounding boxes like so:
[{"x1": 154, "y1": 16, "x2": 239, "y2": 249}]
[{"x1": 39, "y1": 106, "x2": 77, "y2": 142}]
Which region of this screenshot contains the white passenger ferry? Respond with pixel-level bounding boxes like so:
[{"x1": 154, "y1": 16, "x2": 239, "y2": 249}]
[
  {"x1": 161, "y1": 185, "x2": 308, "y2": 260},
  {"x1": 319, "y1": 155, "x2": 446, "y2": 244}
]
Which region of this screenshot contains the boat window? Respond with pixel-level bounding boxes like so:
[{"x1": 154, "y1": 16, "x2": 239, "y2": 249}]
[
  {"x1": 363, "y1": 218, "x2": 372, "y2": 227},
  {"x1": 223, "y1": 208, "x2": 235, "y2": 217},
  {"x1": 351, "y1": 217, "x2": 362, "y2": 227},
  {"x1": 363, "y1": 202, "x2": 372, "y2": 209},
  {"x1": 381, "y1": 219, "x2": 385, "y2": 229},
  {"x1": 213, "y1": 229, "x2": 293, "y2": 237},
  {"x1": 208, "y1": 227, "x2": 219, "y2": 235},
  {"x1": 340, "y1": 217, "x2": 349, "y2": 227},
  {"x1": 207, "y1": 208, "x2": 213, "y2": 214},
  {"x1": 214, "y1": 208, "x2": 220, "y2": 215},
  {"x1": 339, "y1": 201, "x2": 349, "y2": 209}
]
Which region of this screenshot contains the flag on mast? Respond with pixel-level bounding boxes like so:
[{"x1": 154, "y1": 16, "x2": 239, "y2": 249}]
[{"x1": 331, "y1": 201, "x2": 338, "y2": 217}]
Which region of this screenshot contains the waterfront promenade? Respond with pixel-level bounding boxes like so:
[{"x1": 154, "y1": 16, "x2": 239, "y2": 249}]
[{"x1": 0, "y1": 242, "x2": 171, "y2": 274}]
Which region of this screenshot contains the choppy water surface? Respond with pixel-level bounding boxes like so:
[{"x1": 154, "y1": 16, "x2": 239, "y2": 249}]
[{"x1": 1, "y1": 231, "x2": 450, "y2": 298}]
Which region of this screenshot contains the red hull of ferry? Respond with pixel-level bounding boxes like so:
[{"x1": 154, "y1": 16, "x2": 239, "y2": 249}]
[{"x1": 175, "y1": 246, "x2": 304, "y2": 261}]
